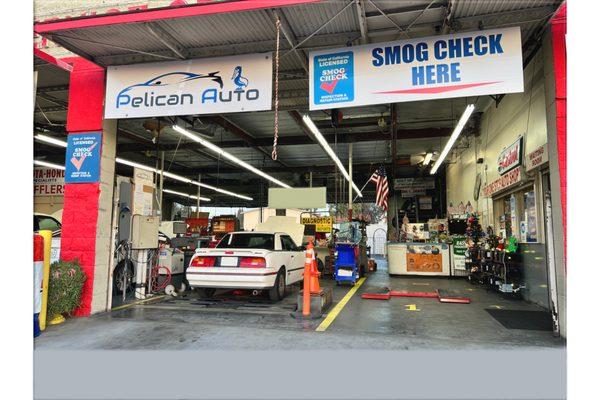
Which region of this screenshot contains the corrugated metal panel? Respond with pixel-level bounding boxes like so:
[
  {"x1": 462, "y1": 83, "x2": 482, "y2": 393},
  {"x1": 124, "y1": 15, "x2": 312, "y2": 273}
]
[
  {"x1": 225, "y1": 112, "x2": 306, "y2": 138},
  {"x1": 453, "y1": 0, "x2": 558, "y2": 18},
  {"x1": 282, "y1": 2, "x2": 359, "y2": 38},
  {"x1": 160, "y1": 10, "x2": 276, "y2": 48}
]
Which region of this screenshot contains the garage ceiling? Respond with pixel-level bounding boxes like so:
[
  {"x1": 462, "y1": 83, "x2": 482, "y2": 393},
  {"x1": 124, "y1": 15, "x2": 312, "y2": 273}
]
[{"x1": 34, "y1": 0, "x2": 563, "y2": 207}]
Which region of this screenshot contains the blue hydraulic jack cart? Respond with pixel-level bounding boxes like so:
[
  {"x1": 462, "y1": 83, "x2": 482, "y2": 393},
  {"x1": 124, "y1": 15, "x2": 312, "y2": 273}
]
[{"x1": 334, "y1": 243, "x2": 359, "y2": 285}]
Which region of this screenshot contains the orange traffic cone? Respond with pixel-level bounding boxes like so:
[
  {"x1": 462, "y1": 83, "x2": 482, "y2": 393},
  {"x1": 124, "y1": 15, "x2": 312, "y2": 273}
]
[{"x1": 302, "y1": 239, "x2": 314, "y2": 316}]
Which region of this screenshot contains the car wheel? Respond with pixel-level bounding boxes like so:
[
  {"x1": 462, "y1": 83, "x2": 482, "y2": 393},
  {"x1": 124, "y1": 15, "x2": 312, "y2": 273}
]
[
  {"x1": 269, "y1": 269, "x2": 285, "y2": 301},
  {"x1": 198, "y1": 288, "x2": 216, "y2": 298},
  {"x1": 113, "y1": 259, "x2": 134, "y2": 295}
]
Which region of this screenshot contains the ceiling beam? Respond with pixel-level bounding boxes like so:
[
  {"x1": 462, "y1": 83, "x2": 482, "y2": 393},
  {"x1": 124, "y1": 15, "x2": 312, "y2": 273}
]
[
  {"x1": 144, "y1": 22, "x2": 188, "y2": 59},
  {"x1": 288, "y1": 110, "x2": 318, "y2": 144},
  {"x1": 117, "y1": 127, "x2": 450, "y2": 153},
  {"x1": 148, "y1": 158, "x2": 413, "y2": 176},
  {"x1": 36, "y1": 85, "x2": 69, "y2": 94},
  {"x1": 355, "y1": 0, "x2": 369, "y2": 44},
  {"x1": 34, "y1": 105, "x2": 65, "y2": 113},
  {"x1": 270, "y1": 9, "x2": 308, "y2": 73},
  {"x1": 367, "y1": 0, "x2": 411, "y2": 39},
  {"x1": 37, "y1": 93, "x2": 68, "y2": 108},
  {"x1": 204, "y1": 116, "x2": 288, "y2": 168}
]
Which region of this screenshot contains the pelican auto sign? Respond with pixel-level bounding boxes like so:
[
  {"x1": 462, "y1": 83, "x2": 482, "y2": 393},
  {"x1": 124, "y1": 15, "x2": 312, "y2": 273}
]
[
  {"x1": 309, "y1": 27, "x2": 523, "y2": 110},
  {"x1": 105, "y1": 53, "x2": 273, "y2": 119}
]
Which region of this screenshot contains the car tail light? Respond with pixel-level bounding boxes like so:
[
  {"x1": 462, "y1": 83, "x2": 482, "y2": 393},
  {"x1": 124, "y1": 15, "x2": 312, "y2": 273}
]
[
  {"x1": 190, "y1": 256, "x2": 216, "y2": 267},
  {"x1": 239, "y1": 257, "x2": 266, "y2": 268}
]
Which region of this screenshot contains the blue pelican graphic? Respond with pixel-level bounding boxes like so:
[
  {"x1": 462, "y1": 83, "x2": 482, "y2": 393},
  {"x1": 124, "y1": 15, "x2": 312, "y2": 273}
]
[
  {"x1": 231, "y1": 66, "x2": 249, "y2": 92},
  {"x1": 116, "y1": 71, "x2": 223, "y2": 108}
]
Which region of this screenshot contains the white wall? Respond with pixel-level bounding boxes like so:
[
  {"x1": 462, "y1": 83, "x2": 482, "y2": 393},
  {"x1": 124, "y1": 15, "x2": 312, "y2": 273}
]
[
  {"x1": 446, "y1": 48, "x2": 548, "y2": 228},
  {"x1": 242, "y1": 208, "x2": 303, "y2": 231}
]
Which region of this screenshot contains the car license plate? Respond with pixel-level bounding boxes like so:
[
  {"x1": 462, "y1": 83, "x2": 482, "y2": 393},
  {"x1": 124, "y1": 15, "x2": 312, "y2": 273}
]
[
  {"x1": 337, "y1": 269, "x2": 353, "y2": 277},
  {"x1": 220, "y1": 257, "x2": 238, "y2": 267}
]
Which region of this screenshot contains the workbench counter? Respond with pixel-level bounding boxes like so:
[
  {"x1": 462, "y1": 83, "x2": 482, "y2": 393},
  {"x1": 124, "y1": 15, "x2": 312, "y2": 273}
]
[{"x1": 387, "y1": 242, "x2": 451, "y2": 276}]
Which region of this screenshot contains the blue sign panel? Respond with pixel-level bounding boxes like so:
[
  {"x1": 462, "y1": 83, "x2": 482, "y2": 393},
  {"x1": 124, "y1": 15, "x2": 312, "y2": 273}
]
[
  {"x1": 64, "y1": 132, "x2": 102, "y2": 183},
  {"x1": 313, "y1": 51, "x2": 354, "y2": 106}
]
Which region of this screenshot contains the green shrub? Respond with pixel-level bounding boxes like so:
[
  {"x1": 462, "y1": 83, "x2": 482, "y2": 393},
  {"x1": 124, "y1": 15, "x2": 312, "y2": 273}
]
[{"x1": 47, "y1": 260, "x2": 86, "y2": 318}]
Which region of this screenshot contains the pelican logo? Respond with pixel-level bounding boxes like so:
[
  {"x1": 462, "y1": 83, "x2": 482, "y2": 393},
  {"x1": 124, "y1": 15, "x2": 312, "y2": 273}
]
[
  {"x1": 116, "y1": 71, "x2": 223, "y2": 109},
  {"x1": 201, "y1": 66, "x2": 260, "y2": 104}
]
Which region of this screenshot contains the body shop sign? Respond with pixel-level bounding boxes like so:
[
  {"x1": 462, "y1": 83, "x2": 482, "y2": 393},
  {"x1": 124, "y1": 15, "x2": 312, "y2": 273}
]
[
  {"x1": 65, "y1": 132, "x2": 102, "y2": 183},
  {"x1": 34, "y1": 167, "x2": 64, "y2": 196},
  {"x1": 483, "y1": 166, "x2": 523, "y2": 197},
  {"x1": 498, "y1": 137, "x2": 523, "y2": 175},
  {"x1": 105, "y1": 53, "x2": 272, "y2": 119},
  {"x1": 309, "y1": 27, "x2": 523, "y2": 110}
]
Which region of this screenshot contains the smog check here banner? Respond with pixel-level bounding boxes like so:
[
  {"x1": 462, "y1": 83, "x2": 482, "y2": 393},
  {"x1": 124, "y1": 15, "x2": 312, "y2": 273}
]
[
  {"x1": 309, "y1": 27, "x2": 523, "y2": 110},
  {"x1": 105, "y1": 53, "x2": 272, "y2": 119}
]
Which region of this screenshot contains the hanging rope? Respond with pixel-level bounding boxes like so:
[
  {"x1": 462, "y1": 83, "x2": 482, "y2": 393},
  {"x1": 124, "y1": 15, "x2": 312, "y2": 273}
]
[{"x1": 272, "y1": 17, "x2": 281, "y2": 161}]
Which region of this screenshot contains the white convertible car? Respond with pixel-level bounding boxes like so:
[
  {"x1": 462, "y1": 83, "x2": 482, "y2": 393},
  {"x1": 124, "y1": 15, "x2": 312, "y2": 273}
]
[{"x1": 186, "y1": 231, "x2": 306, "y2": 301}]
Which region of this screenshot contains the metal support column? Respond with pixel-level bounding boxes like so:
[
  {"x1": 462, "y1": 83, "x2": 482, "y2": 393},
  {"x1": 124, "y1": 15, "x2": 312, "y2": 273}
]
[
  {"x1": 348, "y1": 142, "x2": 353, "y2": 221},
  {"x1": 196, "y1": 174, "x2": 201, "y2": 217},
  {"x1": 158, "y1": 151, "x2": 164, "y2": 219},
  {"x1": 391, "y1": 103, "x2": 399, "y2": 232}
]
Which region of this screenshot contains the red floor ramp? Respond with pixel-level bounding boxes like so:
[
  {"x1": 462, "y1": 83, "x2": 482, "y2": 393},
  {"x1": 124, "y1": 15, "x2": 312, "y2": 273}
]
[
  {"x1": 436, "y1": 289, "x2": 471, "y2": 304},
  {"x1": 360, "y1": 287, "x2": 391, "y2": 300},
  {"x1": 389, "y1": 290, "x2": 439, "y2": 298}
]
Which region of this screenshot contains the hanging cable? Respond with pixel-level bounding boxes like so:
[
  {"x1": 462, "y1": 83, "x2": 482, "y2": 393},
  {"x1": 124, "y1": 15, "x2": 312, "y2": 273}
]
[
  {"x1": 272, "y1": 17, "x2": 281, "y2": 161},
  {"x1": 36, "y1": 102, "x2": 65, "y2": 126}
]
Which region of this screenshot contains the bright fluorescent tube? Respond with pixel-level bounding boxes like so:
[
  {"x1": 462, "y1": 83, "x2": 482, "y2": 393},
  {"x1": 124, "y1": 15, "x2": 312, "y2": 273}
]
[
  {"x1": 423, "y1": 152, "x2": 433, "y2": 166},
  {"x1": 34, "y1": 134, "x2": 68, "y2": 148},
  {"x1": 33, "y1": 135, "x2": 254, "y2": 201},
  {"x1": 163, "y1": 188, "x2": 210, "y2": 202},
  {"x1": 301, "y1": 115, "x2": 362, "y2": 197},
  {"x1": 189, "y1": 181, "x2": 252, "y2": 201},
  {"x1": 34, "y1": 160, "x2": 65, "y2": 170},
  {"x1": 430, "y1": 104, "x2": 475, "y2": 175},
  {"x1": 172, "y1": 125, "x2": 291, "y2": 189}
]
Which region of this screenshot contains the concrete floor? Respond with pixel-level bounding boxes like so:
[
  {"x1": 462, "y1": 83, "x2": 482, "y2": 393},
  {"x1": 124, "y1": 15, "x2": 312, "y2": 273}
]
[{"x1": 35, "y1": 257, "x2": 565, "y2": 350}]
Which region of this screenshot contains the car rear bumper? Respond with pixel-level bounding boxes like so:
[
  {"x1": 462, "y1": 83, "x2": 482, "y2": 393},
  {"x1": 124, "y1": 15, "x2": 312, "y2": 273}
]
[{"x1": 186, "y1": 267, "x2": 278, "y2": 289}]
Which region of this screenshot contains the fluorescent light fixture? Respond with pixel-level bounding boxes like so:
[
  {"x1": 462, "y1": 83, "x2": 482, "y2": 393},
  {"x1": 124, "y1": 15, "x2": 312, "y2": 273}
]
[
  {"x1": 33, "y1": 135, "x2": 253, "y2": 201},
  {"x1": 423, "y1": 152, "x2": 433, "y2": 166},
  {"x1": 163, "y1": 188, "x2": 210, "y2": 202},
  {"x1": 34, "y1": 160, "x2": 65, "y2": 170},
  {"x1": 34, "y1": 134, "x2": 68, "y2": 148},
  {"x1": 430, "y1": 104, "x2": 475, "y2": 175},
  {"x1": 301, "y1": 115, "x2": 362, "y2": 197},
  {"x1": 172, "y1": 124, "x2": 291, "y2": 189}
]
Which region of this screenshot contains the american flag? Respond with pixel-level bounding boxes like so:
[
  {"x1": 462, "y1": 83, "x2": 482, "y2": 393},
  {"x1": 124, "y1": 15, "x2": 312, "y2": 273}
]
[{"x1": 370, "y1": 166, "x2": 389, "y2": 210}]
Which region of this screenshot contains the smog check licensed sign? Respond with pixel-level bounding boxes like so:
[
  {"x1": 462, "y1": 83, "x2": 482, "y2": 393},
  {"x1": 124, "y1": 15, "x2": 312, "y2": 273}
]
[
  {"x1": 65, "y1": 132, "x2": 102, "y2": 183},
  {"x1": 105, "y1": 53, "x2": 272, "y2": 119},
  {"x1": 309, "y1": 27, "x2": 523, "y2": 110}
]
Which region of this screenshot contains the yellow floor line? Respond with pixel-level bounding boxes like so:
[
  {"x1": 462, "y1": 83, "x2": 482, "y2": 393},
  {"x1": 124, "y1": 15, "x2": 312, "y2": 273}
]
[
  {"x1": 111, "y1": 295, "x2": 166, "y2": 311},
  {"x1": 316, "y1": 277, "x2": 367, "y2": 332}
]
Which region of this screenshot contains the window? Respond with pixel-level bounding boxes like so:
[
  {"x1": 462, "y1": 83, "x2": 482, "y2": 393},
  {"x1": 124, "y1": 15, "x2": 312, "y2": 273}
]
[
  {"x1": 523, "y1": 190, "x2": 538, "y2": 242},
  {"x1": 216, "y1": 233, "x2": 275, "y2": 250},
  {"x1": 35, "y1": 216, "x2": 61, "y2": 233},
  {"x1": 493, "y1": 185, "x2": 538, "y2": 243},
  {"x1": 280, "y1": 235, "x2": 297, "y2": 251}
]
